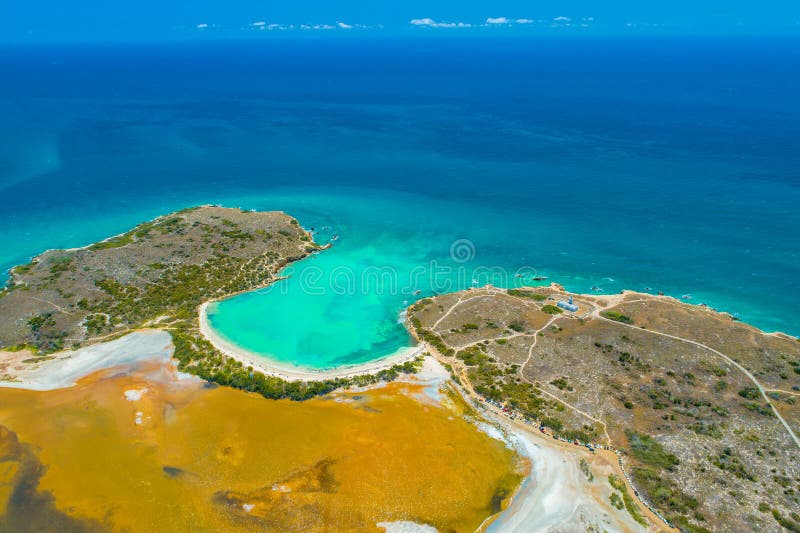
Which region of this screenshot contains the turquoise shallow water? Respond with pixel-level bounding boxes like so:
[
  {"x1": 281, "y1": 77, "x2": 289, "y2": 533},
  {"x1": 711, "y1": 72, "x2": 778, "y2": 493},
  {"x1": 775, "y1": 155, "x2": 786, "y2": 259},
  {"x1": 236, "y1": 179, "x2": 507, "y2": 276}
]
[
  {"x1": 206, "y1": 189, "x2": 545, "y2": 369},
  {"x1": 1, "y1": 39, "x2": 799, "y2": 370},
  {"x1": 206, "y1": 183, "x2": 799, "y2": 369}
]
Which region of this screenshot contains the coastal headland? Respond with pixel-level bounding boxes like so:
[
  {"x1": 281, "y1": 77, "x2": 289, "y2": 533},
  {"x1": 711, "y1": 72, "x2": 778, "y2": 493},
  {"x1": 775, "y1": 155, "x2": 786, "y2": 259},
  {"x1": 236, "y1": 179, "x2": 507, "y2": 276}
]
[{"x1": 407, "y1": 284, "x2": 800, "y2": 533}]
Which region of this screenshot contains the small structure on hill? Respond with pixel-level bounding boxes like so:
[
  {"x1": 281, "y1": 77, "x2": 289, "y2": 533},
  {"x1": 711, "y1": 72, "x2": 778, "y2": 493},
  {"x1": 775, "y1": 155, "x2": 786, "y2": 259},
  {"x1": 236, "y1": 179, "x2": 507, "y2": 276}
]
[{"x1": 557, "y1": 296, "x2": 579, "y2": 313}]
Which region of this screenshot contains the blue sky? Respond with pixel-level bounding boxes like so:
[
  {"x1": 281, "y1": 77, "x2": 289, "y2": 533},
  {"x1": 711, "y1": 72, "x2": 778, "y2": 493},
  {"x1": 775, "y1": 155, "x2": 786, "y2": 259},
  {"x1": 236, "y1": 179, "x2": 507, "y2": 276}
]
[{"x1": 3, "y1": 0, "x2": 800, "y2": 42}]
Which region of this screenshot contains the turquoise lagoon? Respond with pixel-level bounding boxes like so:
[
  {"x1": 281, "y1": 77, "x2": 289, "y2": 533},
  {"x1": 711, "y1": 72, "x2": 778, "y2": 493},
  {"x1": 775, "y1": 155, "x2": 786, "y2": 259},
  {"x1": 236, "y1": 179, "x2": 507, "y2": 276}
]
[{"x1": 204, "y1": 189, "x2": 538, "y2": 370}]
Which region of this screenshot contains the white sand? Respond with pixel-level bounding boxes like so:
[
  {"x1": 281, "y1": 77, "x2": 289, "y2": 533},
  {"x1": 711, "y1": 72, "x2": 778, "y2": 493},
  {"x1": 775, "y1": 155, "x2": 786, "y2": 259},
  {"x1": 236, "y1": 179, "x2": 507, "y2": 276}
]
[
  {"x1": 0, "y1": 330, "x2": 173, "y2": 391},
  {"x1": 483, "y1": 416, "x2": 649, "y2": 533},
  {"x1": 377, "y1": 521, "x2": 437, "y2": 533},
  {"x1": 198, "y1": 301, "x2": 423, "y2": 381}
]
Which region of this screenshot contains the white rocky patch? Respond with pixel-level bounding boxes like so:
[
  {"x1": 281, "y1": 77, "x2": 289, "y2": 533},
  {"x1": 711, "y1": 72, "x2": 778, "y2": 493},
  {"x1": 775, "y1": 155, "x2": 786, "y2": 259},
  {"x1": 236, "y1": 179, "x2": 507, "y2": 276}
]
[{"x1": 124, "y1": 387, "x2": 148, "y2": 401}]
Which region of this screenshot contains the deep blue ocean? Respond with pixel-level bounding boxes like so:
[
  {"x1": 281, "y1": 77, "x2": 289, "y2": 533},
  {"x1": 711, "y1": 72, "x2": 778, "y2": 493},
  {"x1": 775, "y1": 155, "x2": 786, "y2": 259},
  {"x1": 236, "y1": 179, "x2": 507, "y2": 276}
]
[{"x1": 1, "y1": 37, "x2": 799, "y2": 362}]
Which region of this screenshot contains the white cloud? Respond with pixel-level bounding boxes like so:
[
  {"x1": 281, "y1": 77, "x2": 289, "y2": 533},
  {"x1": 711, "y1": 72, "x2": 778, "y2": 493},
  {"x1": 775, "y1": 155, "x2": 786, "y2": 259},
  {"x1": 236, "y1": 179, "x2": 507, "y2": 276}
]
[
  {"x1": 516, "y1": 18, "x2": 534, "y2": 24},
  {"x1": 251, "y1": 21, "x2": 266, "y2": 27},
  {"x1": 196, "y1": 23, "x2": 208, "y2": 29},
  {"x1": 410, "y1": 18, "x2": 471, "y2": 28},
  {"x1": 486, "y1": 17, "x2": 511, "y2": 24},
  {"x1": 554, "y1": 16, "x2": 572, "y2": 22},
  {"x1": 337, "y1": 21, "x2": 352, "y2": 29}
]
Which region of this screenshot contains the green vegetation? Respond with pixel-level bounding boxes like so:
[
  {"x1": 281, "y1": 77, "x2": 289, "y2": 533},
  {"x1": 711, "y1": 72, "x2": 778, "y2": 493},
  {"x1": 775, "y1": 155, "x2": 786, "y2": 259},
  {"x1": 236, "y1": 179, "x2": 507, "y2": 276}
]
[
  {"x1": 743, "y1": 402, "x2": 774, "y2": 416},
  {"x1": 608, "y1": 474, "x2": 647, "y2": 526},
  {"x1": 579, "y1": 458, "x2": 594, "y2": 481},
  {"x1": 771, "y1": 509, "x2": 800, "y2": 533},
  {"x1": 27, "y1": 313, "x2": 55, "y2": 333},
  {"x1": 171, "y1": 328, "x2": 423, "y2": 401},
  {"x1": 83, "y1": 314, "x2": 108, "y2": 335},
  {"x1": 737, "y1": 387, "x2": 760, "y2": 400},
  {"x1": 601, "y1": 310, "x2": 633, "y2": 324},
  {"x1": 541, "y1": 304, "x2": 563, "y2": 315},
  {"x1": 549, "y1": 376, "x2": 573, "y2": 391},
  {"x1": 506, "y1": 288, "x2": 547, "y2": 301},
  {"x1": 689, "y1": 421, "x2": 722, "y2": 439},
  {"x1": 609, "y1": 492, "x2": 624, "y2": 510},
  {"x1": 21, "y1": 355, "x2": 55, "y2": 364},
  {"x1": 88, "y1": 233, "x2": 134, "y2": 251},
  {"x1": 410, "y1": 314, "x2": 454, "y2": 357},
  {"x1": 625, "y1": 430, "x2": 679, "y2": 470},
  {"x1": 12, "y1": 263, "x2": 34, "y2": 275},
  {"x1": 708, "y1": 365, "x2": 727, "y2": 377},
  {"x1": 631, "y1": 466, "x2": 705, "y2": 529},
  {"x1": 3, "y1": 343, "x2": 35, "y2": 353},
  {"x1": 456, "y1": 346, "x2": 491, "y2": 367},
  {"x1": 508, "y1": 321, "x2": 525, "y2": 332},
  {"x1": 710, "y1": 447, "x2": 755, "y2": 481}
]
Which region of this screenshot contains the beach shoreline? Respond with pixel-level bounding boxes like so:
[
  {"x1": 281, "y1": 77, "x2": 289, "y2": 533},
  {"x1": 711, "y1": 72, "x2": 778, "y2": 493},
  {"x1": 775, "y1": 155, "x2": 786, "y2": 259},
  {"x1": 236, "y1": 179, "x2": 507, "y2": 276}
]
[{"x1": 198, "y1": 301, "x2": 423, "y2": 381}]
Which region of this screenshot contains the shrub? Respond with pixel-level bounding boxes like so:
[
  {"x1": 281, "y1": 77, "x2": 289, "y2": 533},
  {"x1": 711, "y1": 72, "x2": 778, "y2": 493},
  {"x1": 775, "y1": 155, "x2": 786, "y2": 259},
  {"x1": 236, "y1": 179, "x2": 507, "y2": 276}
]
[
  {"x1": 601, "y1": 310, "x2": 633, "y2": 324},
  {"x1": 507, "y1": 289, "x2": 547, "y2": 301},
  {"x1": 737, "y1": 387, "x2": 759, "y2": 400},
  {"x1": 550, "y1": 377, "x2": 573, "y2": 391},
  {"x1": 508, "y1": 321, "x2": 525, "y2": 332},
  {"x1": 625, "y1": 430, "x2": 679, "y2": 470}
]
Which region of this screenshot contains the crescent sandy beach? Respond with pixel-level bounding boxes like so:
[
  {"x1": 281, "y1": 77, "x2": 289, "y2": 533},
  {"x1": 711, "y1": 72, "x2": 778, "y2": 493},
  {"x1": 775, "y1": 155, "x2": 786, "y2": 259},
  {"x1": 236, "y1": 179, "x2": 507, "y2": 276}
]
[{"x1": 198, "y1": 301, "x2": 423, "y2": 381}]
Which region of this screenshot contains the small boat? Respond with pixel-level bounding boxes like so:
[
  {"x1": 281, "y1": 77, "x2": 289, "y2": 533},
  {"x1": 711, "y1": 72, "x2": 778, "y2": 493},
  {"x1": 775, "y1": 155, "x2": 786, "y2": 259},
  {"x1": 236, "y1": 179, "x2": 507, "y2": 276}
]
[
  {"x1": 591, "y1": 286, "x2": 602, "y2": 292},
  {"x1": 532, "y1": 276, "x2": 548, "y2": 281},
  {"x1": 413, "y1": 289, "x2": 422, "y2": 295},
  {"x1": 681, "y1": 294, "x2": 691, "y2": 300}
]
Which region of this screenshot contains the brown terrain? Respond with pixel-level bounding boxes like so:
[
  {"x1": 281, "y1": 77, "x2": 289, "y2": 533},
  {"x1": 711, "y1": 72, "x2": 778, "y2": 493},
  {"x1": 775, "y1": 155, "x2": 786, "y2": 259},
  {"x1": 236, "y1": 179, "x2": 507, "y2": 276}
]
[{"x1": 408, "y1": 285, "x2": 800, "y2": 533}]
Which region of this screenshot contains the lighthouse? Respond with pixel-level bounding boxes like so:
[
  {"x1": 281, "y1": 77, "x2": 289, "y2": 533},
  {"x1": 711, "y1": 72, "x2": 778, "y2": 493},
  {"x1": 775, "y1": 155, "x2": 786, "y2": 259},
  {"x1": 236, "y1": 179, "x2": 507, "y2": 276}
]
[{"x1": 557, "y1": 295, "x2": 579, "y2": 313}]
